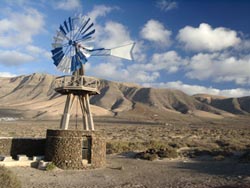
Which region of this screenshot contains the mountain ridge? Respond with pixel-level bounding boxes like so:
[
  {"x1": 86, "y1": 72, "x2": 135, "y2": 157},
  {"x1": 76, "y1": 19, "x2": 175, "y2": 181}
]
[{"x1": 0, "y1": 73, "x2": 249, "y2": 120}]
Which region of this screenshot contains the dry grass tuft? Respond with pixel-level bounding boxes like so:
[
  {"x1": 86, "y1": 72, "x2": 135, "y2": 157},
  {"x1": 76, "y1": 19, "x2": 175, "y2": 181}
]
[{"x1": 0, "y1": 166, "x2": 22, "y2": 188}]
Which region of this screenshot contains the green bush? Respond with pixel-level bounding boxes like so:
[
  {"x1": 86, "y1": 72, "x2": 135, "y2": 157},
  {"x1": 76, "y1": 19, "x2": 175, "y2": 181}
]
[
  {"x1": 45, "y1": 162, "x2": 56, "y2": 171},
  {"x1": 0, "y1": 165, "x2": 21, "y2": 188}
]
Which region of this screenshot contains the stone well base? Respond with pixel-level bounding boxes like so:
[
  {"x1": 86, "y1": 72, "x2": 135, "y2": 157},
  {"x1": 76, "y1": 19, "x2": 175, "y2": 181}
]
[{"x1": 45, "y1": 129, "x2": 106, "y2": 170}]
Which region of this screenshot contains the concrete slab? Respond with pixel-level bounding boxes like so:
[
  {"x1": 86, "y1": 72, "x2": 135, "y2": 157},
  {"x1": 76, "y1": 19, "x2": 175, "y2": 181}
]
[
  {"x1": 0, "y1": 161, "x2": 34, "y2": 167},
  {"x1": 0, "y1": 155, "x2": 45, "y2": 168},
  {"x1": 17, "y1": 155, "x2": 29, "y2": 161},
  {"x1": 2, "y1": 156, "x2": 14, "y2": 162}
]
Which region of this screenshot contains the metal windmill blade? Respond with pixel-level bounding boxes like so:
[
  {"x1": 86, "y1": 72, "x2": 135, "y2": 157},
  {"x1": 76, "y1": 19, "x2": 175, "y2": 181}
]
[{"x1": 51, "y1": 14, "x2": 135, "y2": 74}]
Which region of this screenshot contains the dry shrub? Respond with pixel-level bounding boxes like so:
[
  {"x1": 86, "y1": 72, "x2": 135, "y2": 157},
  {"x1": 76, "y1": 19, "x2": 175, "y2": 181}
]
[
  {"x1": 135, "y1": 147, "x2": 178, "y2": 161},
  {"x1": 106, "y1": 140, "x2": 178, "y2": 160},
  {"x1": 0, "y1": 165, "x2": 21, "y2": 188},
  {"x1": 157, "y1": 147, "x2": 178, "y2": 158},
  {"x1": 138, "y1": 153, "x2": 158, "y2": 161},
  {"x1": 106, "y1": 141, "x2": 145, "y2": 154}
]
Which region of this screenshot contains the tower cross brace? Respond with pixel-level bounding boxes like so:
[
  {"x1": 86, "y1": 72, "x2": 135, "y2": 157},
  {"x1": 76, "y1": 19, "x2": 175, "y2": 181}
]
[{"x1": 54, "y1": 67, "x2": 100, "y2": 130}]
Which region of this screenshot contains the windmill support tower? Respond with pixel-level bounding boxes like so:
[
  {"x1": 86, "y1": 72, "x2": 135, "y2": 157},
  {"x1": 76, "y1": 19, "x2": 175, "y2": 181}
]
[
  {"x1": 45, "y1": 14, "x2": 135, "y2": 169},
  {"x1": 54, "y1": 66, "x2": 99, "y2": 130}
]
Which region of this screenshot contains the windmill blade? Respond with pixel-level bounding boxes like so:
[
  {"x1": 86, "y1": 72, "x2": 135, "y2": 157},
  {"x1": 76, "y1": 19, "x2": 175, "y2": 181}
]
[
  {"x1": 81, "y1": 23, "x2": 94, "y2": 35},
  {"x1": 79, "y1": 17, "x2": 90, "y2": 33},
  {"x1": 75, "y1": 36, "x2": 94, "y2": 44},
  {"x1": 53, "y1": 36, "x2": 64, "y2": 43},
  {"x1": 59, "y1": 25, "x2": 67, "y2": 36},
  {"x1": 51, "y1": 47, "x2": 65, "y2": 66},
  {"x1": 64, "y1": 20, "x2": 69, "y2": 33},
  {"x1": 57, "y1": 56, "x2": 71, "y2": 72},
  {"x1": 51, "y1": 47, "x2": 63, "y2": 56},
  {"x1": 73, "y1": 17, "x2": 92, "y2": 43},
  {"x1": 52, "y1": 52, "x2": 64, "y2": 66},
  {"x1": 68, "y1": 17, "x2": 73, "y2": 31},
  {"x1": 71, "y1": 16, "x2": 77, "y2": 30},
  {"x1": 52, "y1": 42, "x2": 63, "y2": 48},
  {"x1": 56, "y1": 30, "x2": 69, "y2": 41},
  {"x1": 81, "y1": 29, "x2": 95, "y2": 41},
  {"x1": 110, "y1": 43, "x2": 135, "y2": 60}
]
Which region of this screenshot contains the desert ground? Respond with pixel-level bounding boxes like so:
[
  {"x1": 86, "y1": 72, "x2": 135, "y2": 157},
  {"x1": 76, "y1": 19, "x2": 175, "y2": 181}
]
[{"x1": 0, "y1": 114, "x2": 250, "y2": 188}]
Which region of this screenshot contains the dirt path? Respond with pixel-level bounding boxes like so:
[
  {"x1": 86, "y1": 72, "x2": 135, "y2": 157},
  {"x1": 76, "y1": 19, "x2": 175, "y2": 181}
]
[{"x1": 11, "y1": 155, "x2": 250, "y2": 188}]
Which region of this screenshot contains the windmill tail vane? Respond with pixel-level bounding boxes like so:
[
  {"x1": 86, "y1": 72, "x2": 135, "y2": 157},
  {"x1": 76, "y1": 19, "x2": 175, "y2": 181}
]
[{"x1": 51, "y1": 15, "x2": 135, "y2": 74}]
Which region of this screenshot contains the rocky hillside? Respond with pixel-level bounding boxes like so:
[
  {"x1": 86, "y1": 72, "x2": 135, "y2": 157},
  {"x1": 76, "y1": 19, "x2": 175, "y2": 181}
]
[
  {"x1": 194, "y1": 94, "x2": 250, "y2": 115},
  {"x1": 0, "y1": 73, "x2": 249, "y2": 120}
]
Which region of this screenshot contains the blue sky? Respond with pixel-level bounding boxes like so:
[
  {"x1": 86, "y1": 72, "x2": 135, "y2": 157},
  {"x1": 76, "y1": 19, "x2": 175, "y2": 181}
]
[{"x1": 0, "y1": 0, "x2": 250, "y2": 97}]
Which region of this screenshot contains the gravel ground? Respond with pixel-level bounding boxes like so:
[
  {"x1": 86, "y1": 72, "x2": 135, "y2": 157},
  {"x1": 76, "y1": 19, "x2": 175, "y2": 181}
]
[
  {"x1": 1, "y1": 118, "x2": 250, "y2": 188},
  {"x1": 10, "y1": 155, "x2": 250, "y2": 188}
]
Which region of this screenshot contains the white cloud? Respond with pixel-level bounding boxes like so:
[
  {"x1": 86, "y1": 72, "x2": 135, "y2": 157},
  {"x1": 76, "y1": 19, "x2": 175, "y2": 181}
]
[
  {"x1": 235, "y1": 39, "x2": 250, "y2": 51},
  {"x1": 146, "y1": 81, "x2": 250, "y2": 98},
  {"x1": 86, "y1": 60, "x2": 159, "y2": 83},
  {"x1": 132, "y1": 41, "x2": 147, "y2": 63},
  {"x1": 177, "y1": 23, "x2": 241, "y2": 52},
  {"x1": 55, "y1": 0, "x2": 81, "y2": 11},
  {"x1": 140, "y1": 19, "x2": 172, "y2": 47},
  {"x1": 88, "y1": 5, "x2": 117, "y2": 22},
  {"x1": 25, "y1": 45, "x2": 51, "y2": 59},
  {"x1": 128, "y1": 50, "x2": 185, "y2": 76},
  {"x1": 186, "y1": 52, "x2": 250, "y2": 85},
  {"x1": 151, "y1": 51, "x2": 185, "y2": 72},
  {"x1": 0, "y1": 50, "x2": 34, "y2": 66},
  {"x1": 0, "y1": 8, "x2": 45, "y2": 48},
  {"x1": 97, "y1": 21, "x2": 133, "y2": 48},
  {"x1": 0, "y1": 72, "x2": 16, "y2": 77},
  {"x1": 156, "y1": 0, "x2": 177, "y2": 12},
  {"x1": 26, "y1": 45, "x2": 44, "y2": 54}
]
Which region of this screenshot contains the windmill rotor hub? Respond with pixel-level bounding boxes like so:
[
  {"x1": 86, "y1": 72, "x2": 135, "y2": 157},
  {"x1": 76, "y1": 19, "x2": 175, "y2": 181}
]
[{"x1": 68, "y1": 39, "x2": 73, "y2": 46}]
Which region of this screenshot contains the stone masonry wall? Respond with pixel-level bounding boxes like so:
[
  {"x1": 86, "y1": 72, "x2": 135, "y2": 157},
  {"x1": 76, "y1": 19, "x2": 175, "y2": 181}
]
[
  {"x1": 45, "y1": 129, "x2": 83, "y2": 169},
  {"x1": 83, "y1": 131, "x2": 106, "y2": 168},
  {"x1": 0, "y1": 129, "x2": 106, "y2": 170},
  {"x1": 45, "y1": 130, "x2": 106, "y2": 169},
  {"x1": 0, "y1": 137, "x2": 45, "y2": 157}
]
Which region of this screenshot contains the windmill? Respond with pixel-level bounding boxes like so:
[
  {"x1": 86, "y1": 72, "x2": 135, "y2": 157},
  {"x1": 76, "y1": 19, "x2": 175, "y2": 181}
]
[{"x1": 51, "y1": 14, "x2": 135, "y2": 131}]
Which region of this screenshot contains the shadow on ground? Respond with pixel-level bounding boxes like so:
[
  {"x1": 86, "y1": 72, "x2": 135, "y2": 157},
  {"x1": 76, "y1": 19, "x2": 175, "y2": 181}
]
[{"x1": 176, "y1": 158, "x2": 250, "y2": 187}]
